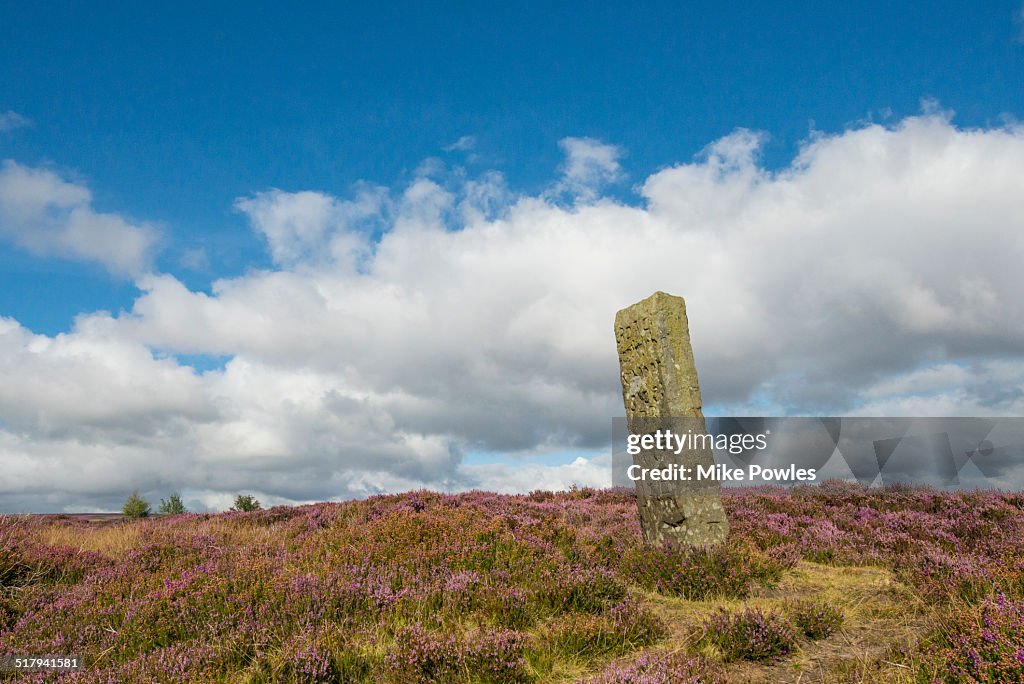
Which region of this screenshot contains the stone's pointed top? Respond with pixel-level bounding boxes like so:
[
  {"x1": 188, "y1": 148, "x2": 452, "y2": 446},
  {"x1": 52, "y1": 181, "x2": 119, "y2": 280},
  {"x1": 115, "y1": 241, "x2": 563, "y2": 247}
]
[
  {"x1": 610, "y1": 290, "x2": 684, "y2": 319},
  {"x1": 614, "y1": 291, "x2": 702, "y2": 419}
]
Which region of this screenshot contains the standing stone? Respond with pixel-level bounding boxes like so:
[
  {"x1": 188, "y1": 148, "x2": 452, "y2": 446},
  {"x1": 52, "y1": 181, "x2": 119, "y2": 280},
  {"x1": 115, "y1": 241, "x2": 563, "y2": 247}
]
[{"x1": 614, "y1": 291, "x2": 729, "y2": 546}]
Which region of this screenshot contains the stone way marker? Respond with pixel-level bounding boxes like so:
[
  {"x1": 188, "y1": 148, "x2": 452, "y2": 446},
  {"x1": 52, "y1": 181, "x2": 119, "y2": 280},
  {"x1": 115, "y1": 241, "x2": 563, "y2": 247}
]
[{"x1": 614, "y1": 291, "x2": 729, "y2": 546}]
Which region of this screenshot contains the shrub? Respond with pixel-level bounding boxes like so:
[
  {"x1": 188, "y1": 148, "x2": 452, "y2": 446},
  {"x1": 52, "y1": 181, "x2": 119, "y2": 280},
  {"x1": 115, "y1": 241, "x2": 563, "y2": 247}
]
[
  {"x1": 587, "y1": 651, "x2": 725, "y2": 683},
  {"x1": 122, "y1": 490, "x2": 151, "y2": 518},
  {"x1": 230, "y1": 494, "x2": 262, "y2": 512},
  {"x1": 158, "y1": 493, "x2": 187, "y2": 515},
  {"x1": 609, "y1": 596, "x2": 669, "y2": 647},
  {"x1": 0, "y1": 595, "x2": 21, "y2": 629},
  {"x1": 275, "y1": 630, "x2": 344, "y2": 682},
  {"x1": 623, "y1": 539, "x2": 784, "y2": 600},
  {"x1": 547, "y1": 597, "x2": 666, "y2": 658},
  {"x1": 482, "y1": 586, "x2": 535, "y2": 629},
  {"x1": 929, "y1": 594, "x2": 1024, "y2": 683},
  {"x1": 0, "y1": 545, "x2": 29, "y2": 586},
  {"x1": 540, "y1": 566, "x2": 627, "y2": 614},
  {"x1": 384, "y1": 624, "x2": 529, "y2": 683},
  {"x1": 702, "y1": 606, "x2": 797, "y2": 662},
  {"x1": 787, "y1": 600, "x2": 843, "y2": 640},
  {"x1": 2, "y1": 486, "x2": 1021, "y2": 681}
]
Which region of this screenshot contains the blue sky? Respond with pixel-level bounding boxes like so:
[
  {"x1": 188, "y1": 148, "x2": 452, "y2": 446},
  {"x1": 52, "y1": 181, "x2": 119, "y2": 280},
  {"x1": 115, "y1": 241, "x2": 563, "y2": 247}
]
[
  {"x1": 4, "y1": 1, "x2": 1023, "y2": 334},
  {"x1": 2, "y1": 3, "x2": 1024, "y2": 511}
]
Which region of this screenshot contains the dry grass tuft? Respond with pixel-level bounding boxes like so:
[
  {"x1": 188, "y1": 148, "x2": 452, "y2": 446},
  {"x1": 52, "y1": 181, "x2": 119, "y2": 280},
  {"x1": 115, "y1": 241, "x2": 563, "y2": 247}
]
[
  {"x1": 596, "y1": 562, "x2": 935, "y2": 684},
  {"x1": 39, "y1": 522, "x2": 146, "y2": 558}
]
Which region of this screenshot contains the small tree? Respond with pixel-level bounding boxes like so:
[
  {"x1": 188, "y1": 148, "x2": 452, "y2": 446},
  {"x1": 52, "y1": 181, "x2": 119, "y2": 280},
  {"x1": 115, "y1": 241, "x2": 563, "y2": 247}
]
[
  {"x1": 230, "y1": 494, "x2": 261, "y2": 512},
  {"x1": 122, "y1": 490, "x2": 151, "y2": 518},
  {"x1": 158, "y1": 493, "x2": 187, "y2": 515}
]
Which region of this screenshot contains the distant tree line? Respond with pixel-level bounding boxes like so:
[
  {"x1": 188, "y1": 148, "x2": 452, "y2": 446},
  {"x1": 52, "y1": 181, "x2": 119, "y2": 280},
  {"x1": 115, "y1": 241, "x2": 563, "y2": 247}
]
[{"x1": 121, "y1": 492, "x2": 262, "y2": 517}]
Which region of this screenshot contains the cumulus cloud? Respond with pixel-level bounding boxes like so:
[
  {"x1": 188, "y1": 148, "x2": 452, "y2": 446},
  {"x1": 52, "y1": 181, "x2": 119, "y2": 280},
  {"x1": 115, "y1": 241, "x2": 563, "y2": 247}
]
[
  {"x1": 0, "y1": 161, "x2": 159, "y2": 276},
  {"x1": 552, "y1": 136, "x2": 624, "y2": 200},
  {"x1": 234, "y1": 183, "x2": 387, "y2": 269},
  {"x1": 0, "y1": 110, "x2": 32, "y2": 132},
  {"x1": 3, "y1": 111, "x2": 1024, "y2": 511}
]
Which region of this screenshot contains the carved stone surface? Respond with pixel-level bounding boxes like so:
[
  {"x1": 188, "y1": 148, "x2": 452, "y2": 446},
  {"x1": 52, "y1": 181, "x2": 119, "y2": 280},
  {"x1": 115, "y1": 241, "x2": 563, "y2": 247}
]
[{"x1": 614, "y1": 291, "x2": 729, "y2": 546}]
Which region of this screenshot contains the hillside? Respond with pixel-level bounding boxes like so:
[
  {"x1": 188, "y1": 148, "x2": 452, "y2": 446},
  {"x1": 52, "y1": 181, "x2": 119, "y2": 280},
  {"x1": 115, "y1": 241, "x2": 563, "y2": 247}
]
[{"x1": 1, "y1": 483, "x2": 1022, "y2": 683}]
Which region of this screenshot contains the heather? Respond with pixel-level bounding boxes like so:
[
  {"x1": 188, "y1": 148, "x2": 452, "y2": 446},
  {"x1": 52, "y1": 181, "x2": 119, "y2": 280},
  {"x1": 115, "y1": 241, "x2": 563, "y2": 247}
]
[
  {"x1": 921, "y1": 594, "x2": 1024, "y2": 684},
  {"x1": 702, "y1": 606, "x2": 798, "y2": 662},
  {"x1": 584, "y1": 651, "x2": 724, "y2": 683},
  {"x1": 785, "y1": 600, "x2": 844, "y2": 640},
  {"x1": 0, "y1": 482, "x2": 1020, "y2": 682}
]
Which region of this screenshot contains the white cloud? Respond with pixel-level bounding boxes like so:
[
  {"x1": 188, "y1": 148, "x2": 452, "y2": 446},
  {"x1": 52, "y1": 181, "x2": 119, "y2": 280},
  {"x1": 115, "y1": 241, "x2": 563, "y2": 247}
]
[
  {"x1": 0, "y1": 110, "x2": 31, "y2": 133},
  {"x1": 3, "y1": 109, "x2": 1024, "y2": 510},
  {"x1": 463, "y1": 454, "x2": 611, "y2": 494},
  {"x1": 0, "y1": 316, "x2": 214, "y2": 436},
  {"x1": 459, "y1": 171, "x2": 511, "y2": 224},
  {"x1": 234, "y1": 184, "x2": 386, "y2": 269},
  {"x1": 552, "y1": 136, "x2": 624, "y2": 201},
  {"x1": 0, "y1": 161, "x2": 159, "y2": 276},
  {"x1": 444, "y1": 135, "x2": 477, "y2": 152}
]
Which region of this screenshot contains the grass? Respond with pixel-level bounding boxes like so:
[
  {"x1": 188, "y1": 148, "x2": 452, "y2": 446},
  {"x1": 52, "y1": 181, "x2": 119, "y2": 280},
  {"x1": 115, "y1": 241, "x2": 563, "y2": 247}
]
[
  {"x1": 37, "y1": 521, "x2": 147, "y2": 558},
  {"x1": 627, "y1": 562, "x2": 929, "y2": 683},
  {"x1": 0, "y1": 483, "x2": 1021, "y2": 682}
]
